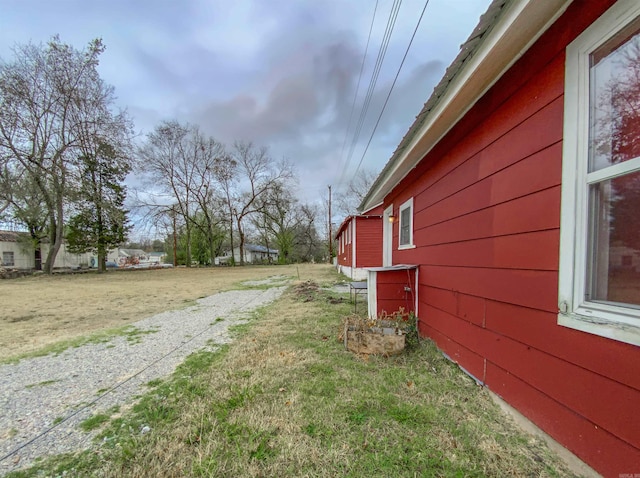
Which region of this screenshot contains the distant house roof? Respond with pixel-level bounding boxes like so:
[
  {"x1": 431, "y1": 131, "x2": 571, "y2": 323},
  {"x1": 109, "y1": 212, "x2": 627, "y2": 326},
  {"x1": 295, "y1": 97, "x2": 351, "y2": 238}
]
[
  {"x1": 0, "y1": 230, "x2": 22, "y2": 242},
  {"x1": 244, "y1": 244, "x2": 278, "y2": 254},
  {"x1": 119, "y1": 248, "x2": 147, "y2": 257}
]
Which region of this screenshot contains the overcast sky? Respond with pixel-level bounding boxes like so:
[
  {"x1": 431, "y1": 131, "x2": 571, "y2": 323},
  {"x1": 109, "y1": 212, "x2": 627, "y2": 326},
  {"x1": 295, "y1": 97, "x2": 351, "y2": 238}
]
[{"x1": 0, "y1": 0, "x2": 490, "y2": 211}]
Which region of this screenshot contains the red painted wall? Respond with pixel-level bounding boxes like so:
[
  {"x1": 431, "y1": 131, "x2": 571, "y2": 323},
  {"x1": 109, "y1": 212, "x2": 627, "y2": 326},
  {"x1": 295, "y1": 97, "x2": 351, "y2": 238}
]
[
  {"x1": 382, "y1": 1, "x2": 640, "y2": 474},
  {"x1": 375, "y1": 269, "x2": 416, "y2": 317},
  {"x1": 336, "y1": 216, "x2": 382, "y2": 269},
  {"x1": 336, "y1": 223, "x2": 352, "y2": 267},
  {"x1": 355, "y1": 217, "x2": 382, "y2": 268}
]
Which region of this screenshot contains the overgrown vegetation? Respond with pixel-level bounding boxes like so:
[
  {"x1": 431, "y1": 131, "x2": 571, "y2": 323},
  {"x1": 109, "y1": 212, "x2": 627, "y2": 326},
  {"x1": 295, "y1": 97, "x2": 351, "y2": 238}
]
[{"x1": 6, "y1": 278, "x2": 577, "y2": 477}]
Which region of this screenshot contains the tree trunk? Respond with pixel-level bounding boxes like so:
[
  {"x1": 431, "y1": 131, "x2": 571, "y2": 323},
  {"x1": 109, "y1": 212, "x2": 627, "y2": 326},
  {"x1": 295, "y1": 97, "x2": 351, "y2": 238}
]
[
  {"x1": 185, "y1": 219, "x2": 192, "y2": 267},
  {"x1": 97, "y1": 249, "x2": 106, "y2": 273},
  {"x1": 34, "y1": 246, "x2": 42, "y2": 271},
  {"x1": 236, "y1": 216, "x2": 245, "y2": 265},
  {"x1": 209, "y1": 225, "x2": 215, "y2": 267},
  {"x1": 228, "y1": 207, "x2": 235, "y2": 266}
]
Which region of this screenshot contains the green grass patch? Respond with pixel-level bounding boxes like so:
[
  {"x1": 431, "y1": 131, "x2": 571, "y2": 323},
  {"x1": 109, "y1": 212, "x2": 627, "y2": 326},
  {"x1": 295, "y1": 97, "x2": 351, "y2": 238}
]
[
  {"x1": 24, "y1": 379, "x2": 60, "y2": 389},
  {"x1": 7, "y1": 276, "x2": 579, "y2": 478},
  {"x1": 79, "y1": 413, "x2": 110, "y2": 432},
  {"x1": 2, "y1": 325, "x2": 159, "y2": 365}
]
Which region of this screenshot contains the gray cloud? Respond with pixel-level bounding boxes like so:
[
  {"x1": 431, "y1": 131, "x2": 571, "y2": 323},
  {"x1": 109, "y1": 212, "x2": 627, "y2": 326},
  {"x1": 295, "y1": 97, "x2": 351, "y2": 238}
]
[{"x1": 0, "y1": 0, "x2": 492, "y2": 204}]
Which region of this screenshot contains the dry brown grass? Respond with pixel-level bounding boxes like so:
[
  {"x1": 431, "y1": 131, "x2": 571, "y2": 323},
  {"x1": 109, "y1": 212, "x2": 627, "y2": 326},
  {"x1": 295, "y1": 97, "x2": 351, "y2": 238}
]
[{"x1": 0, "y1": 264, "x2": 338, "y2": 362}]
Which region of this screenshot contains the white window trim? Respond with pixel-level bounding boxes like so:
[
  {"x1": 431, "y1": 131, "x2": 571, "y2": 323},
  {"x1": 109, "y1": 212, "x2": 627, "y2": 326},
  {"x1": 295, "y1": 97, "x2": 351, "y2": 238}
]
[
  {"x1": 383, "y1": 205, "x2": 393, "y2": 266},
  {"x1": 559, "y1": 0, "x2": 640, "y2": 347},
  {"x1": 398, "y1": 197, "x2": 415, "y2": 250},
  {"x1": 352, "y1": 217, "x2": 357, "y2": 267}
]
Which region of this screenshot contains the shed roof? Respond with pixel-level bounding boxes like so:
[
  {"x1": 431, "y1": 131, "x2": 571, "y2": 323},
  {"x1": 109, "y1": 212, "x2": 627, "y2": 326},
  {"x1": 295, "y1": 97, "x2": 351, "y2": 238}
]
[{"x1": 359, "y1": 0, "x2": 571, "y2": 211}]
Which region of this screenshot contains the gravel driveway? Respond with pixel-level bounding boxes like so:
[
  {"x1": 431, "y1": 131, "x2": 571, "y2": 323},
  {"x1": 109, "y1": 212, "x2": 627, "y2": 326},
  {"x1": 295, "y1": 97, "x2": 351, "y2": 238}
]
[{"x1": 0, "y1": 285, "x2": 287, "y2": 476}]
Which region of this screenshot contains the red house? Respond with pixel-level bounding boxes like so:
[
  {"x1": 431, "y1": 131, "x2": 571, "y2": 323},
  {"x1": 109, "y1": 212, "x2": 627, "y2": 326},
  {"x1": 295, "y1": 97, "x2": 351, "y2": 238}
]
[
  {"x1": 335, "y1": 206, "x2": 383, "y2": 280},
  {"x1": 359, "y1": 0, "x2": 640, "y2": 475}
]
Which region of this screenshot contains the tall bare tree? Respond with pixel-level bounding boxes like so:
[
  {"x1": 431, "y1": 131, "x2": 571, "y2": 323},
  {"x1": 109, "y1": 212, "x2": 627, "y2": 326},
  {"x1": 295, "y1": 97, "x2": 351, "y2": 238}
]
[
  {"x1": 229, "y1": 141, "x2": 293, "y2": 265},
  {"x1": 138, "y1": 121, "x2": 196, "y2": 265},
  {"x1": 335, "y1": 168, "x2": 377, "y2": 217},
  {"x1": 139, "y1": 121, "x2": 228, "y2": 266},
  {"x1": 253, "y1": 182, "x2": 300, "y2": 264},
  {"x1": 0, "y1": 36, "x2": 121, "y2": 273}
]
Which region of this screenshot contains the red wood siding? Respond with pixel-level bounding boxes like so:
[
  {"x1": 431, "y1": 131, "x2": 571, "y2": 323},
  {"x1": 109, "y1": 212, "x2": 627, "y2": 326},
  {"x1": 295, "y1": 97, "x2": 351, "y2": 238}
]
[
  {"x1": 337, "y1": 216, "x2": 382, "y2": 269},
  {"x1": 336, "y1": 226, "x2": 353, "y2": 268},
  {"x1": 382, "y1": 1, "x2": 640, "y2": 474},
  {"x1": 375, "y1": 269, "x2": 416, "y2": 317},
  {"x1": 355, "y1": 217, "x2": 382, "y2": 267}
]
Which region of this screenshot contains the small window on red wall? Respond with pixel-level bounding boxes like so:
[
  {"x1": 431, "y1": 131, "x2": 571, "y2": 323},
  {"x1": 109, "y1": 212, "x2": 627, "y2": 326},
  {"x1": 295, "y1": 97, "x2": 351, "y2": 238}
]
[{"x1": 398, "y1": 198, "x2": 414, "y2": 249}]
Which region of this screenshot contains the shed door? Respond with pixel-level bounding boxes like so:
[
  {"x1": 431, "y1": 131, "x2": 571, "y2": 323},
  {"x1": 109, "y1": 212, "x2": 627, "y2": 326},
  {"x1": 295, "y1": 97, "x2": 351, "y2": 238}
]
[{"x1": 383, "y1": 205, "x2": 393, "y2": 266}]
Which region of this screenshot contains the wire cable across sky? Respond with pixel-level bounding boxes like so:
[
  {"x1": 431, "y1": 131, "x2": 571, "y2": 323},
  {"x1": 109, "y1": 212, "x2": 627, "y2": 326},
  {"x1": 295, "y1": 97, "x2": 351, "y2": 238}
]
[{"x1": 352, "y1": 0, "x2": 432, "y2": 180}]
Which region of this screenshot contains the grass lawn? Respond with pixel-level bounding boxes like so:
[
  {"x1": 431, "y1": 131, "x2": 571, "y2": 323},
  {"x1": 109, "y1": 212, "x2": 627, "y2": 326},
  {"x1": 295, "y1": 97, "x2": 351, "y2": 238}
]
[
  {"x1": 0, "y1": 263, "x2": 334, "y2": 363},
  {"x1": 6, "y1": 268, "x2": 579, "y2": 477}
]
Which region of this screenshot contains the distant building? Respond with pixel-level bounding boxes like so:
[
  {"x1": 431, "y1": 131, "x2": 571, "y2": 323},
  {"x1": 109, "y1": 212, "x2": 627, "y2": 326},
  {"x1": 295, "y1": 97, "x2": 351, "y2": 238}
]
[
  {"x1": 215, "y1": 244, "x2": 279, "y2": 265},
  {"x1": 0, "y1": 230, "x2": 96, "y2": 270},
  {"x1": 334, "y1": 206, "x2": 383, "y2": 280}
]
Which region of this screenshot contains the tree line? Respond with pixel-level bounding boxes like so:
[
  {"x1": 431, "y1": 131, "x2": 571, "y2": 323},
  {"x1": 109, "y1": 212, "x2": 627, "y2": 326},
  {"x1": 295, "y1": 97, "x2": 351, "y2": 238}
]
[
  {"x1": 0, "y1": 37, "x2": 325, "y2": 273},
  {"x1": 137, "y1": 121, "x2": 325, "y2": 266}
]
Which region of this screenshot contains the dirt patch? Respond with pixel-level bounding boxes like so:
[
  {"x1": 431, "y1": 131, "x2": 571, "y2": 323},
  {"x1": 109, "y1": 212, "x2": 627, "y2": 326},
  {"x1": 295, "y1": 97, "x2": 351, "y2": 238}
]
[
  {"x1": 0, "y1": 264, "x2": 336, "y2": 362},
  {"x1": 293, "y1": 280, "x2": 320, "y2": 302}
]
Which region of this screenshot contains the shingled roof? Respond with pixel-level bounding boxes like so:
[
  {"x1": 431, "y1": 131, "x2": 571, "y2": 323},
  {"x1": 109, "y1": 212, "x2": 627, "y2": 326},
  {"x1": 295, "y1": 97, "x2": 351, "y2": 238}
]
[{"x1": 0, "y1": 230, "x2": 25, "y2": 242}]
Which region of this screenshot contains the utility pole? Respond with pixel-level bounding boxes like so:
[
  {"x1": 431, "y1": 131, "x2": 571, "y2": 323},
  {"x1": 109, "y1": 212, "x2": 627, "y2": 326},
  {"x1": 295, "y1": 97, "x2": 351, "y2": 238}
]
[{"x1": 328, "y1": 185, "x2": 332, "y2": 263}]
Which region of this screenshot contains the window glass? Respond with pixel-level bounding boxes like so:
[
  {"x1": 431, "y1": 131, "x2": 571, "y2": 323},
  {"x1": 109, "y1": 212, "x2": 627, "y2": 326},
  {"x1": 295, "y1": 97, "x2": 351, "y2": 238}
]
[
  {"x1": 400, "y1": 206, "x2": 411, "y2": 245},
  {"x1": 587, "y1": 161, "x2": 640, "y2": 307},
  {"x1": 2, "y1": 251, "x2": 14, "y2": 267},
  {"x1": 589, "y1": 16, "x2": 640, "y2": 172}
]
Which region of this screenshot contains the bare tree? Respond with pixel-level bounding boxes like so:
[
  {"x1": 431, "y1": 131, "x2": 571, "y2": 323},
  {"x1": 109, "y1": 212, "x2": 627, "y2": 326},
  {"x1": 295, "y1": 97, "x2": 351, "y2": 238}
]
[
  {"x1": 138, "y1": 121, "x2": 231, "y2": 266},
  {"x1": 294, "y1": 203, "x2": 324, "y2": 262},
  {"x1": 185, "y1": 129, "x2": 226, "y2": 264},
  {"x1": 138, "y1": 121, "x2": 197, "y2": 266},
  {"x1": 0, "y1": 36, "x2": 119, "y2": 273},
  {"x1": 229, "y1": 141, "x2": 293, "y2": 265},
  {"x1": 335, "y1": 168, "x2": 377, "y2": 217},
  {"x1": 252, "y1": 182, "x2": 300, "y2": 263},
  {"x1": 211, "y1": 153, "x2": 238, "y2": 262}
]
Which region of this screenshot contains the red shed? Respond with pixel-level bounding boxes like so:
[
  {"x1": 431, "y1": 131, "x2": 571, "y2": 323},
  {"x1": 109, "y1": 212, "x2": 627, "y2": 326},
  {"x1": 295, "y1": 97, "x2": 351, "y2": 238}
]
[
  {"x1": 359, "y1": 0, "x2": 640, "y2": 475},
  {"x1": 335, "y1": 205, "x2": 383, "y2": 280}
]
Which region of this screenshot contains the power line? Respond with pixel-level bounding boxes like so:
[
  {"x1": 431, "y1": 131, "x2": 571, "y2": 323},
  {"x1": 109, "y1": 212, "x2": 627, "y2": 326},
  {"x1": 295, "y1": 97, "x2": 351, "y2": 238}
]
[
  {"x1": 336, "y1": 0, "x2": 379, "y2": 186},
  {"x1": 353, "y1": 0, "x2": 432, "y2": 179},
  {"x1": 339, "y1": 0, "x2": 403, "y2": 188}
]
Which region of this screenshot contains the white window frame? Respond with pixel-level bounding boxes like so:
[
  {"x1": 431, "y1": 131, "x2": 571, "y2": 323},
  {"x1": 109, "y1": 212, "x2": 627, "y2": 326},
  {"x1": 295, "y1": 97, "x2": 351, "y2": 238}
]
[
  {"x1": 398, "y1": 197, "x2": 415, "y2": 250},
  {"x1": 383, "y1": 205, "x2": 393, "y2": 266},
  {"x1": 559, "y1": 0, "x2": 640, "y2": 347}
]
